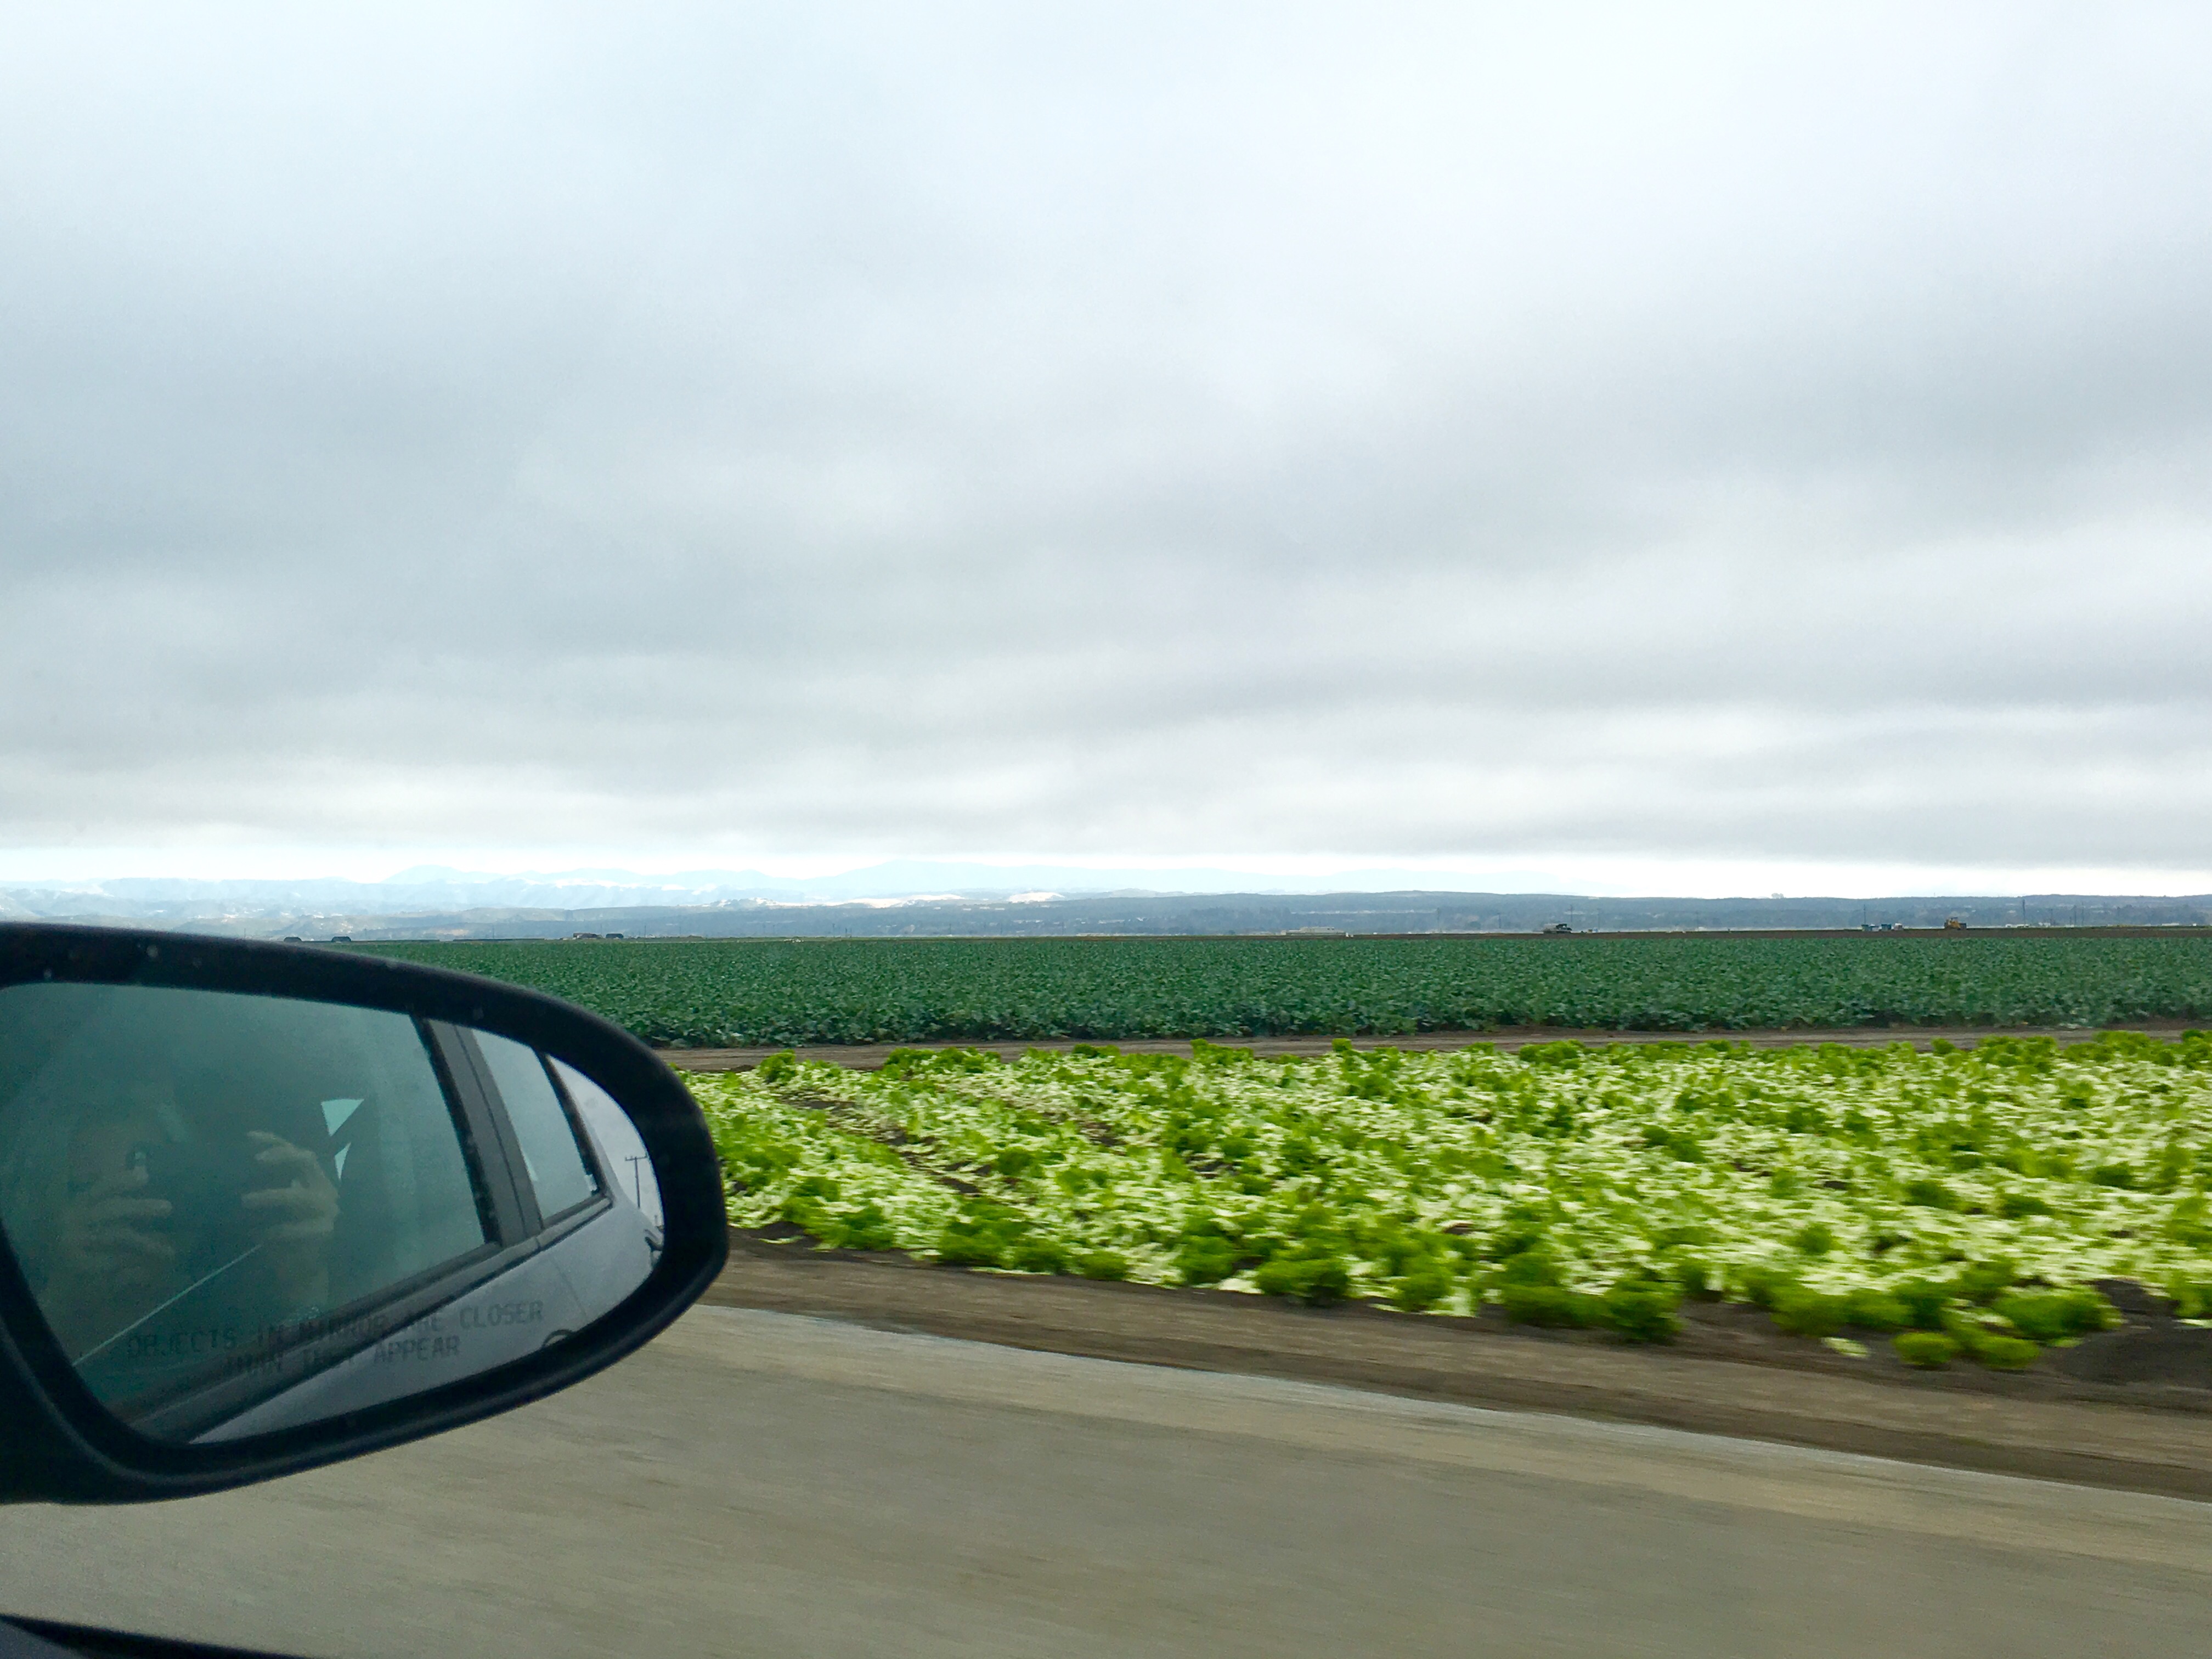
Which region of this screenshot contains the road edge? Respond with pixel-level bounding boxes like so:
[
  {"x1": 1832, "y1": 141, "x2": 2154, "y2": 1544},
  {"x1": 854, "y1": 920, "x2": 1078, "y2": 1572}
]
[{"x1": 702, "y1": 1233, "x2": 2212, "y2": 1502}]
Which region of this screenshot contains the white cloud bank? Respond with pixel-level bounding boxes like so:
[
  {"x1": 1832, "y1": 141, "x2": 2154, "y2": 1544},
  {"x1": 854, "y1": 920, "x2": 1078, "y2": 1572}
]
[{"x1": 4, "y1": 3, "x2": 2210, "y2": 894}]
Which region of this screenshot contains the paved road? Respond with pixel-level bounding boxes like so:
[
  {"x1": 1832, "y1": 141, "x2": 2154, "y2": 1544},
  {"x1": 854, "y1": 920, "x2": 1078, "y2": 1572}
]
[{"x1": 3, "y1": 1307, "x2": 2210, "y2": 1657}]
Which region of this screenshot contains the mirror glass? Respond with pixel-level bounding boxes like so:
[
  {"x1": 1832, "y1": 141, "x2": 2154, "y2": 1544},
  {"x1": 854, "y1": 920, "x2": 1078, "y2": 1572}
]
[{"x1": 0, "y1": 981, "x2": 663, "y2": 1445}]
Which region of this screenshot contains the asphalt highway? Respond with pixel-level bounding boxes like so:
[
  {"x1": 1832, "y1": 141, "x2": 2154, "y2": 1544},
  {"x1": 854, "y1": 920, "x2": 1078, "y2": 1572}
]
[{"x1": 3, "y1": 1306, "x2": 2210, "y2": 1657}]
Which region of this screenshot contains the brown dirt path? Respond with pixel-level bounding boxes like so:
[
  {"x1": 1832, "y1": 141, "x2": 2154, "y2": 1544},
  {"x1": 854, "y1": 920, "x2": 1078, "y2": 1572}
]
[
  {"x1": 659, "y1": 1021, "x2": 2200, "y2": 1071},
  {"x1": 704, "y1": 1230, "x2": 2212, "y2": 1500}
]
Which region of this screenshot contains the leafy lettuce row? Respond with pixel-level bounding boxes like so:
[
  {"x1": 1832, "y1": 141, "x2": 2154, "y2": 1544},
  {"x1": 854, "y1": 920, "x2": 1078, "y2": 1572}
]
[{"x1": 692, "y1": 1031, "x2": 2212, "y2": 1352}]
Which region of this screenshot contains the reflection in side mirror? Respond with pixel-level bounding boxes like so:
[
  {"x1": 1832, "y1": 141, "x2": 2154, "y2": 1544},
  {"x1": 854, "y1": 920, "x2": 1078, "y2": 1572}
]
[
  {"x1": 554, "y1": 1058, "x2": 663, "y2": 1236},
  {"x1": 0, "y1": 966, "x2": 699, "y2": 1458}
]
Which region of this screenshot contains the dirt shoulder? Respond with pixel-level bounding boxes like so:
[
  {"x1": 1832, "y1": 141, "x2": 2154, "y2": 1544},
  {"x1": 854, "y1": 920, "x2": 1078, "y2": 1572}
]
[
  {"x1": 705, "y1": 1229, "x2": 2212, "y2": 1499},
  {"x1": 661, "y1": 1022, "x2": 2200, "y2": 1072}
]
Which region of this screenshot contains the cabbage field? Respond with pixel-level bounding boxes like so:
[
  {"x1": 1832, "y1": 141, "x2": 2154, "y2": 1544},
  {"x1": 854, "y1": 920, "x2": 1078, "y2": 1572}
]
[
  {"x1": 363, "y1": 933, "x2": 2212, "y2": 1048},
  {"x1": 696, "y1": 1030, "x2": 2212, "y2": 1364}
]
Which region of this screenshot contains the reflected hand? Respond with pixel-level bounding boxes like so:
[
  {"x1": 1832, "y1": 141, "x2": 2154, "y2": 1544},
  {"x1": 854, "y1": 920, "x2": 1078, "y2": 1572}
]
[
  {"x1": 241, "y1": 1132, "x2": 337, "y2": 1304},
  {"x1": 56, "y1": 1163, "x2": 176, "y2": 1291}
]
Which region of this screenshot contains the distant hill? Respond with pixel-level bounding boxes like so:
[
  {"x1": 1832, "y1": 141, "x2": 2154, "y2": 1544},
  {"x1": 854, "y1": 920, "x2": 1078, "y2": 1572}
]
[
  {"x1": 0, "y1": 860, "x2": 1582, "y2": 922},
  {"x1": 6, "y1": 877, "x2": 2206, "y2": 940}
]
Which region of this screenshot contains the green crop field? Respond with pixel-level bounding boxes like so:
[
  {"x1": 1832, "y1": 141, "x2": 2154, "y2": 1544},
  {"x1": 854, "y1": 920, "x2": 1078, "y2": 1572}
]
[
  {"x1": 696, "y1": 1030, "x2": 2212, "y2": 1364},
  {"x1": 356, "y1": 934, "x2": 2212, "y2": 1048}
]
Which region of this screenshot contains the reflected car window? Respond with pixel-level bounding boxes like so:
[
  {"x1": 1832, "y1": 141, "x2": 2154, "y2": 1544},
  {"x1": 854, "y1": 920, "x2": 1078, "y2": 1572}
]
[
  {"x1": 552, "y1": 1058, "x2": 662, "y2": 1231},
  {"x1": 0, "y1": 982, "x2": 492, "y2": 1428},
  {"x1": 474, "y1": 1032, "x2": 600, "y2": 1221}
]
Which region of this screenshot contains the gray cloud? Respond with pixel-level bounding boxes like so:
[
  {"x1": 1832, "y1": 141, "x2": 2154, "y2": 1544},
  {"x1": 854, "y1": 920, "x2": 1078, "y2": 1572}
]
[{"x1": 5, "y1": 2, "x2": 2211, "y2": 881}]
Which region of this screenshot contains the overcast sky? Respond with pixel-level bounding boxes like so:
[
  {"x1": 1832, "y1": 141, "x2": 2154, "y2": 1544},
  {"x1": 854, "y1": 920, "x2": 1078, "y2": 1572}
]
[{"x1": 5, "y1": 3, "x2": 2210, "y2": 896}]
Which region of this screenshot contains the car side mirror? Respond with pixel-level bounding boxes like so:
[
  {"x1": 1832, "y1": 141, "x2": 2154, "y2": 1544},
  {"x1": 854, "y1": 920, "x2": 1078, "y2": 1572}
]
[{"x1": 0, "y1": 924, "x2": 726, "y2": 1503}]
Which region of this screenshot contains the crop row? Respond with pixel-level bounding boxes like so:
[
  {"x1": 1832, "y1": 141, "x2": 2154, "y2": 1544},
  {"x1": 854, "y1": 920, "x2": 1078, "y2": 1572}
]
[
  {"x1": 362, "y1": 934, "x2": 2212, "y2": 1047},
  {"x1": 692, "y1": 1029, "x2": 2212, "y2": 1365}
]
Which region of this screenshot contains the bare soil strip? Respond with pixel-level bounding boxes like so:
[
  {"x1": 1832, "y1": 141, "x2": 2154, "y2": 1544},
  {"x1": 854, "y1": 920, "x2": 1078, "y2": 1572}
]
[
  {"x1": 661, "y1": 1022, "x2": 2200, "y2": 1071},
  {"x1": 704, "y1": 1229, "x2": 2212, "y2": 1499}
]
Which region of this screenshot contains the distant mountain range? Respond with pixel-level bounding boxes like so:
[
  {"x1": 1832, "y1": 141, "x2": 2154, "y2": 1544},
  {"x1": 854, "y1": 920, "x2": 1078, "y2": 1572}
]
[
  {"x1": 0, "y1": 860, "x2": 1587, "y2": 921},
  {"x1": 2, "y1": 865, "x2": 2207, "y2": 939}
]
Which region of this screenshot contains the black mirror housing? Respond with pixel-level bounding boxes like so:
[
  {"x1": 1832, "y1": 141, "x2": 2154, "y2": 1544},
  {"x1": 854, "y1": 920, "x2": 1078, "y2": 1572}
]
[{"x1": 0, "y1": 924, "x2": 726, "y2": 1504}]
